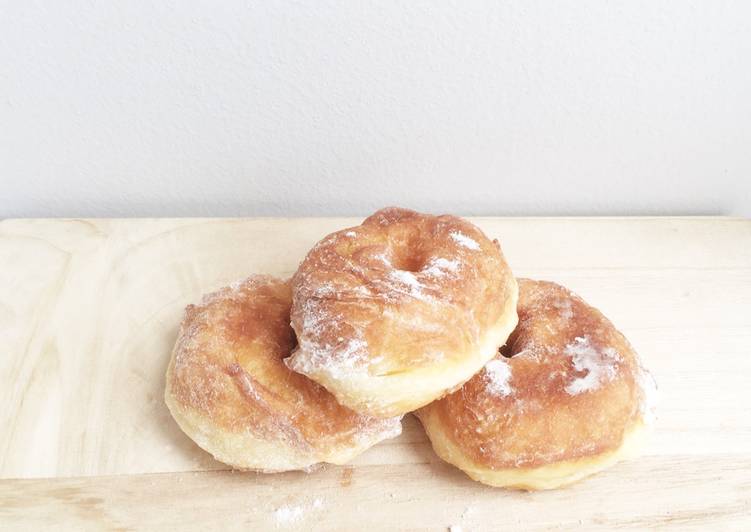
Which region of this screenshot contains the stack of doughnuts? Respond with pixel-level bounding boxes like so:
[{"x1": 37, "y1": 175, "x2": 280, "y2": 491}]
[{"x1": 165, "y1": 207, "x2": 656, "y2": 489}]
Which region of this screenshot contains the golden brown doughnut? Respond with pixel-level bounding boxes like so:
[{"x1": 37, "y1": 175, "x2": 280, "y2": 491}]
[
  {"x1": 164, "y1": 276, "x2": 402, "y2": 471},
  {"x1": 286, "y1": 207, "x2": 518, "y2": 418},
  {"x1": 417, "y1": 278, "x2": 656, "y2": 490}
]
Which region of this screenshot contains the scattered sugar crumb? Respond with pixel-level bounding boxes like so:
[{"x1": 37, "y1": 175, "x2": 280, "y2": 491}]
[
  {"x1": 273, "y1": 498, "x2": 325, "y2": 527},
  {"x1": 274, "y1": 505, "x2": 304, "y2": 526},
  {"x1": 461, "y1": 505, "x2": 475, "y2": 519},
  {"x1": 450, "y1": 232, "x2": 480, "y2": 250},
  {"x1": 484, "y1": 359, "x2": 513, "y2": 397},
  {"x1": 449, "y1": 525, "x2": 463, "y2": 532},
  {"x1": 345, "y1": 231, "x2": 356, "y2": 237}
]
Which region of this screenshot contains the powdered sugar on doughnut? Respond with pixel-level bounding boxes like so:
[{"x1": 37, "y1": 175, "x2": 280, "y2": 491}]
[
  {"x1": 484, "y1": 358, "x2": 513, "y2": 397},
  {"x1": 383, "y1": 308, "x2": 444, "y2": 333},
  {"x1": 311, "y1": 282, "x2": 337, "y2": 298},
  {"x1": 422, "y1": 257, "x2": 460, "y2": 277},
  {"x1": 389, "y1": 270, "x2": 426, "y2": 298},
  {"x1": 369, "y1": 269, "x2": 434, "y2": 303},
  {"x1": 296, "y1": 334, "x2": 370, "y2": 378},
  {"x1": 554, "y1": 299, "x2": 574, "y2": 320},
  {"x1": 374, "y1": 253, "x2": 392, "y2": 267},
  {"x1": 564, "y1": 336, "x2": 622, "y2": 395},
  {"x1": 289, "y1": 296, "x2": 372, "y2": 378},
  {"x1": 450, "y1": 232, "x2": 480, "y2": 250},
  {"x1": 353, "y1": 417, "x2": 403, "y2": 446},
  {"x1": 337, "y1": 338, "x2": 369, "y2": 363}
]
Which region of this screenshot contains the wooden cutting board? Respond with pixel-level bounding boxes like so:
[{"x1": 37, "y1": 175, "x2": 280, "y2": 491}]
[{"x1": 1, "y1": 216, "x2": 750, "y2": 530}]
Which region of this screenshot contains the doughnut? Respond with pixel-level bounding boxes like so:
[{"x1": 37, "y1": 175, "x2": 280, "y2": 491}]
[
  {"x1": 164, "y1": 276, "x2": 402, "y2": 472},
  {"x1": 286, "y1": 207, "x2": 519, "y2": 418},
  {"x1": 417, "y1": 278, "x2": 657, "y2": 490}
]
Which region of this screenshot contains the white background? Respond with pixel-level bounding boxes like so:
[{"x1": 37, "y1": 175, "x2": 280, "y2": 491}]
[{"x1": 2, "y1": 1, "x2": 750, "y2": 218}]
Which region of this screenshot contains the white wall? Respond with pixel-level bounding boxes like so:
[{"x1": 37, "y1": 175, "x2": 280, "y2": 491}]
[{"x1": 2, "y1": 1, "x2": 750, "y2": 218}]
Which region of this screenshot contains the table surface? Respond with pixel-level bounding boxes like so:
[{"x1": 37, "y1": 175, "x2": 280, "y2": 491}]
[{"x1": 1, "y1": 216, "x2": 750, "y2": 530}]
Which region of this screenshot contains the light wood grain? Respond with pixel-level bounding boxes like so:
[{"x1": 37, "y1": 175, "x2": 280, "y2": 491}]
[
  {"x1": 1, "y1": 216, "x2": 750, "y2": 530},
  {"x1": 2, "y1": 452, "x2": 750, "y2": 531}
]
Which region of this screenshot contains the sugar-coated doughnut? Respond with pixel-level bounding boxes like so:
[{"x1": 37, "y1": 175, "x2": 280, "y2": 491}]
[
  {"x1": 286, "y1": 207, "x2": 518, "y2": 418},
  {"x1": 164, "y1": 276, "x2": 402, "y2": 471},
  {"x1": 417, "y1": 279, "x2": 657, "y2": 490}
]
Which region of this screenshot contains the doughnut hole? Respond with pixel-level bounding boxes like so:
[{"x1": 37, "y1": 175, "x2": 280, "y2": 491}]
[
  {"x1": 388, "y1": 248, "x2": 428, "y2": 272},
  {"x1": 385, "y1": 237, "x2": 431, "y2": 272},
  {"x1": 499, "y1": 344, "x2": 514, "y2": 359},
  {"x1": 499, "y1": 328, "x2": 521, "y2": 358}
]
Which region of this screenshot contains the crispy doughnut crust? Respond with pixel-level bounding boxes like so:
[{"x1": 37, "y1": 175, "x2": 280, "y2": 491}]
[
  {"x1": 417, "y1": 279, "x2": 657, "y2": 490},
  {"x1": 286, "y1": 207, "x2": 519, "y2": 418},
  {"x1": 164, "y1": 276, "x2": 402, "y2": 472}
]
